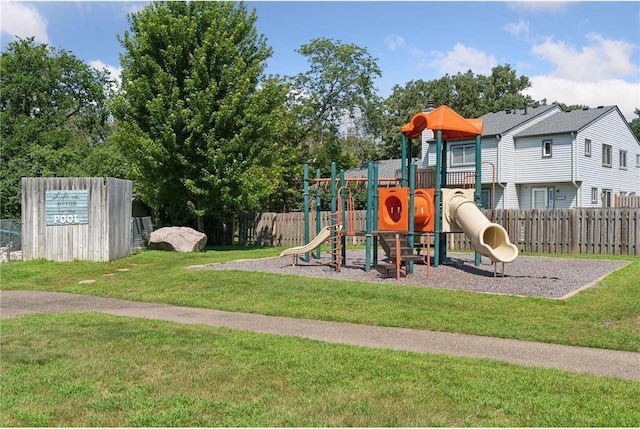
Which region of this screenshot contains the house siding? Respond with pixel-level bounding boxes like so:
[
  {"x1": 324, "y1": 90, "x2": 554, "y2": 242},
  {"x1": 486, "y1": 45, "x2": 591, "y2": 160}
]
[
  {"x1": 518, "y1": 184, "x2": 532, "y2": 210},
  {"x1": 518, "y1": 183, "x2": 577, "y2": 210},
  {"x1": 503, "y1": 183, "x2": 518, "y2": 209},
  {"x1": 420, "y1": 129, "x2": 434, "y2": 167},
  {"x1": 445, "y1": 139, "x2": 498, "y2": 180},
  {"x1": 500, "y1": 107, "x2": 562, "y2": 208},
  {"x1": 575, "y1": 109, "x2": 640, "y2": 207},
  {"x1": 414, "y1": 104, "x2": 639, "y2": 210},
  {"x1": 481, "y1": 184, "x2": 505, "y2": 209},
  {"x1": 514, "y1": 135, "x2": 573, "y2": 183}
]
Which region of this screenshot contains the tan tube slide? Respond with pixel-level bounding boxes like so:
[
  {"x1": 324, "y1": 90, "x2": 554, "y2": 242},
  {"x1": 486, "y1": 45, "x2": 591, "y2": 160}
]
[{"x1": 444, "y1": 189, "x2": 518, "y2": 263}]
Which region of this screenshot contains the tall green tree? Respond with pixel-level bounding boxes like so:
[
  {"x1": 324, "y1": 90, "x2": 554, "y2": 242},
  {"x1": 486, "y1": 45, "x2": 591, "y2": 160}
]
[
  {"x1": 113, "y1": 1, "x2": 295, "y2": 231},
  {"x1": 288, "y1": 38, "x2": 382, "y2": 172},
  {"x1": 479, "y1": 65, "x2": 533, "y2": 113},
  {"x1": 0, "y1": 38, "x2": 114, "y2": 218},
  {"x1": 629, "y1": 108, "x2": 640, "y2": 141}
]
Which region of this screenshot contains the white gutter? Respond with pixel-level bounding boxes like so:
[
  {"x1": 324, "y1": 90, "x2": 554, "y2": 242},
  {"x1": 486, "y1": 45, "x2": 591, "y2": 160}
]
[
  {"x1": 496, "y1": 134, "x2": 503, "y2": 207},
  {"x1": 571, "y1": 131, "x2": 580, "y2": 207}
]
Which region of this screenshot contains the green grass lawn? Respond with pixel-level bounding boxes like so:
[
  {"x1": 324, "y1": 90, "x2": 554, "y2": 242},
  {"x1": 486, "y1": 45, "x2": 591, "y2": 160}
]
[
  {"x1": 2, "y1": 248, "x2": 639, "y2": 350},
  {"x1": 1, "y1": 248, "x2": 639, "y2": 426},
  {"x1": 2, "y1": 312, "x2": 639, "y2": 427}
]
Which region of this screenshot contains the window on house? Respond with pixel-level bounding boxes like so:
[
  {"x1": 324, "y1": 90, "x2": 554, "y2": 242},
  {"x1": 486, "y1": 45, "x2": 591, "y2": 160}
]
[
  {"x1": 602, "y1": 189, "x2": 612, "y2": 208},
  {"x1": 619, "y1": 150, "x2": 627, "y2": 169},
  {"x1": 480, "y1": 189, "x2": 491, "y2": 209},
  {"x1": 542, "y1": 140, "x2": 552, "y2": 157},
  {"x1": 531, "y1": 187, "x2": 556, "y2": 209},
  {"x1": 636, "y1": 154, "x2": 640, "y2": 168},
  {"x1": 532, "y1": 188, "x2": 547, "y2": 209},
  {"x1": 602, "y1": 144, "x2": 612, "y2": 167},
  {"x1": 451, "y1": 144, "x2": 475, "y2": 166},
  {"x1": 591, "y1": 187, "x2": 598, "y2": 204},
  {"x1": 584, "y1": 139, "x2": 591, "y2": 157}
]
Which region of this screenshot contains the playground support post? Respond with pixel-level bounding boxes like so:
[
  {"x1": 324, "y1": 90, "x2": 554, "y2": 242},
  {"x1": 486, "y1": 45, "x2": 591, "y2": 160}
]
[
  {"x1": 474, "y1": 134, "x2": 482, "y2": 267},
  {"x1": 365, "y1": 162, "x2": 373, "y2": 272},
  {"x1": 315, "y1": 168, "x2": 322, "y2": 259},
  {"x1": 407, "y1": 136, "x2": 413, "y2": 186},
  {"x1": 401, "y1": 134, "x2": 408, "y2": 187},
  {"x1": 373, "y1": 161, "x2": 379, "y2": 267},
  {"x1": 408, "y1": 162, "x2": 416, "y2": 273},
  {"x1": 439, "y1": 131, "x2": 448, "y2": 263},
  {"x1": 433, "y1": 129, "x2": 443, "y2": 267},
  {"x1": 303, "y1": 164, "x2": 310, "y2": 262},
  {"x1": 330, "y1": 162, "x2": 337, "y2": 267},
  {"x1": 340, "y1": 169, "x2": 347, "y2": 265}
]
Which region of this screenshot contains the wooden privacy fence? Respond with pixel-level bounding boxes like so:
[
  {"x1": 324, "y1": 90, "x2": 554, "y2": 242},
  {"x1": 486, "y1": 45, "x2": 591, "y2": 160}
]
[
  {"x1": 616, "y1": 195, "x2": 640, "y2": 208},
  {"x1": 452, "y1": 208, "x2": 639, "y2": 256},
  {"x1": 237, "y1": 211, "x2": 370, "y2": 248},
  {"x1": 238, "y1": 208, "x2": 640, "y2": 256}
]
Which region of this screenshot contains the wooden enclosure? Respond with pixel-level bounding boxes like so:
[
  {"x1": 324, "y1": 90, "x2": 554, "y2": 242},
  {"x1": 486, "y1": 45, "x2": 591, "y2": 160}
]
[{"x1": 21, "y1": 177, "x2": 132, "y2": 262}]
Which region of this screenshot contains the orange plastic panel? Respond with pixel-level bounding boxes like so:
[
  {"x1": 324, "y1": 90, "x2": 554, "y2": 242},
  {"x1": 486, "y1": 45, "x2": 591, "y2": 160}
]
[
  {"x1": 414, "y1": 188, "x2": 435, "y2": 232},
  {"x1": 378, "y1": 187, "x2": 409, "y2": 231},
  {"x1": 401, "y1": 105, "x2": 483, "y2": 139}
]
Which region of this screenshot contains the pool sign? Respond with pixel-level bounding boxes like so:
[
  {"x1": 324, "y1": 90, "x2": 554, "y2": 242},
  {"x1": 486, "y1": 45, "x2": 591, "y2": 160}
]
[{"x1": 45, "y1": 190, "x2": 89, "y2": 225}]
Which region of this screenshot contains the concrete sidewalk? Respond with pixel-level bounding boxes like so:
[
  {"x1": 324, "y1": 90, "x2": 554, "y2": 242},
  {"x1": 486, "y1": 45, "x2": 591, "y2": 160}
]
[{"x1": 2, "y1": 290, "x2": 639, "y2": 381}]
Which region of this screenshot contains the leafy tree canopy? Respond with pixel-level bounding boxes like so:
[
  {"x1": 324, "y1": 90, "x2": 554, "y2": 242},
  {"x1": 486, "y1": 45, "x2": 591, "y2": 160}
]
[
  {"x1": 288, "y1": 37, "x2": 382, "y2": 172},
  {"x1": 629, "y1": 109, "x2": 640, "y2": 141},
  {"x1": 378, "y1": 64, "x2": 537, "y2": 159},
  {"x1": 112, "y1": 1, "x2": 297, "y2": 230},
  {"x1": 0, "y1": 37, "x2": 115, "y2": 218}
]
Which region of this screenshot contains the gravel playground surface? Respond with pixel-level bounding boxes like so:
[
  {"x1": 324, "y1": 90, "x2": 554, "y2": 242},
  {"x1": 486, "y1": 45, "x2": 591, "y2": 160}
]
[{"x1": 189, "y1": 250, "x2": 631, "y2": 299}]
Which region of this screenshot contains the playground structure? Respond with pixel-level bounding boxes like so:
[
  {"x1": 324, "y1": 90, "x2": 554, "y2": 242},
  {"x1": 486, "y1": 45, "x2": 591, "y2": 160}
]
[{"x1": 280, "y1": 105, "x2": 518, "y2": 277}]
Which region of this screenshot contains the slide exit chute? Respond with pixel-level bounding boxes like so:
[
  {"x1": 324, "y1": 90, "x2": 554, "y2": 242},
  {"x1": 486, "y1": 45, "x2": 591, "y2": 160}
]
[{"x1": 442, "y1": 189, "x2": 518, "y2": 263}]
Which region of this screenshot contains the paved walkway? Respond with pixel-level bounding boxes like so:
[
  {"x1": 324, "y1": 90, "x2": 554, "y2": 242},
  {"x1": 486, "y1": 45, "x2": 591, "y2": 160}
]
[{"x1": 2, "y1": 290, "x2": 639, "y2": 381}]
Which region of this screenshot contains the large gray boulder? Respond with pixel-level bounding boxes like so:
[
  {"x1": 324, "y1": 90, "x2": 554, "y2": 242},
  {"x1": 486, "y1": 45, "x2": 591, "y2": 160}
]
[{"x1": 148, "y1": 227, "x2": 207, "y2": 252}]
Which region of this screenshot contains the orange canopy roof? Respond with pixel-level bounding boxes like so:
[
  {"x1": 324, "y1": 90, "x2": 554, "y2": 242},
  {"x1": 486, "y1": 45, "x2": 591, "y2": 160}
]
[{"x1": 401, "y1": 105, "x2": 483, "y2": 140}]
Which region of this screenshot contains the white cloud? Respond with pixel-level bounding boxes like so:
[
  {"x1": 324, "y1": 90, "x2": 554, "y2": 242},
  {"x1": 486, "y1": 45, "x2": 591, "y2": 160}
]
[
  {"x1": 431, "y1": 43, "x2": 497, "y2": 75},
  {"x1": 0, "y1": 1, "x2": 49, "y2": 44},
  {"x1": 524, "y1": 77, "x2": 639, "y2": 121},
  {"x1": 384, "y1": 34, "x2": 405, "y2": 51},
  {"x1": 531, "y1": 33, "x2": 638, "y2": 81},
  {"x1": 88, "y1": 60, "x2": 122, "y2": 87},
  {"x1": 525, "y1": 32, "x2": 639, "y2": 121},
  {"x1": 503, "y1": 19, "x2": 530, "y2": 38}
]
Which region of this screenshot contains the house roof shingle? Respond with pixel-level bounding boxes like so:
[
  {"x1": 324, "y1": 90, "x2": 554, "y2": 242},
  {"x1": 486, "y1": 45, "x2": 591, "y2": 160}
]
[
  {"x1": 344, "y1": 104, "x2": 632, "y2": 178},
  {"x1": 513, "y1": 105, "x2": 617, "y2": 138},
  {"x1": 480, "y1": 103, "x2": 559, "y2": 136}
]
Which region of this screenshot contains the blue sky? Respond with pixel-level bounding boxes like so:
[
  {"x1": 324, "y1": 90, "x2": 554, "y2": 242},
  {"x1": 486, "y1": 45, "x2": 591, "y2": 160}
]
[{"x1": 2, "y1": 1, "x2": 639, "y2": 120}]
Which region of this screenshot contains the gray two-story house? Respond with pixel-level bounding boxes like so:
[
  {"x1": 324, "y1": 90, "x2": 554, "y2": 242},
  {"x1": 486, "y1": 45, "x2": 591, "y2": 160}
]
[{"x1": 421, "y1": 103, "x2": 640, "y2": 209}]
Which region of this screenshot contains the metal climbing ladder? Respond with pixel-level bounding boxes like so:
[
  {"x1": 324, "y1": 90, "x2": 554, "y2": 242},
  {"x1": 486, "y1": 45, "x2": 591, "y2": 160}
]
[{"x1": 326, "y1": 186, "x2": 356, "y2": 272}]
